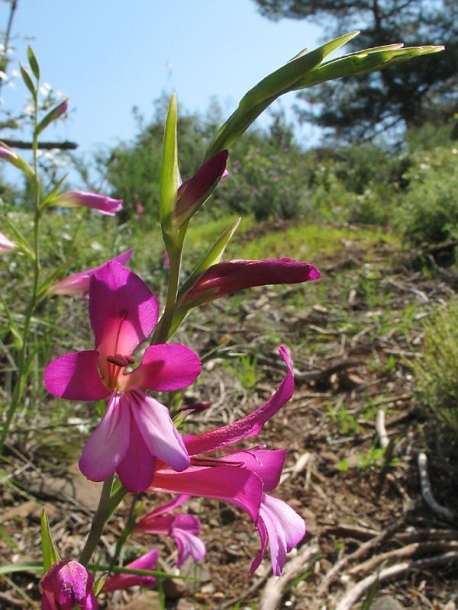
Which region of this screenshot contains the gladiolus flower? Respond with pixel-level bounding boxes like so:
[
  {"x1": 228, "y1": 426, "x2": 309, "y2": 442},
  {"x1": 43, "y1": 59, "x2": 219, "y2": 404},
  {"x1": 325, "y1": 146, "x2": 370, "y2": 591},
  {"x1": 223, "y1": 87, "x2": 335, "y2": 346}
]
[
  {"x1": 41, "y1": 560, "x2": 97, "y2": 610},
  {"x1": 53, "y1": 190, "x2": 123, "y2": 216},
  {"x1": 47, "y1": 249, "x2": 134, "y2": 295},
  {"x1": 44, "y1": 261, "x2": 201, "y2": 492},
  {"x1": 0, "y1": 231, "x2": 16, "y2": 252},
  {"x1": 135, "y1": 495, "x2": 205, "y2": 566},
  {"x1": 178, "y1": 258, "x2": 320, "y2": 308},
  {"x1": 102, "y1": 549, "x2": 159, "y2": 592},
  {"x1": 147, "y1": 346, "x2": 306, "y2": 575}
]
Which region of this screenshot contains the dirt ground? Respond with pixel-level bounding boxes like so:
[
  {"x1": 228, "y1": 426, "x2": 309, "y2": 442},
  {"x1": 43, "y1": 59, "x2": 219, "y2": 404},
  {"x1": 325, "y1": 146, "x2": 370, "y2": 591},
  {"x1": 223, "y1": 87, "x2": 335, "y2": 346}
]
[{"x1": 2, "y1": 232, "x2": 458, "y2": 609}]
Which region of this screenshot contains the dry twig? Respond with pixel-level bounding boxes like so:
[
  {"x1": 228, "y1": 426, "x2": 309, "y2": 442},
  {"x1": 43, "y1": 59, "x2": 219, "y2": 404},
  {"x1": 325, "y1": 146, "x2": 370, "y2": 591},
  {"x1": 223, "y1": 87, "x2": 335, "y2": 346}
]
[{"x1": 258, "y1": 545, "x2": 319, "y2": 610}]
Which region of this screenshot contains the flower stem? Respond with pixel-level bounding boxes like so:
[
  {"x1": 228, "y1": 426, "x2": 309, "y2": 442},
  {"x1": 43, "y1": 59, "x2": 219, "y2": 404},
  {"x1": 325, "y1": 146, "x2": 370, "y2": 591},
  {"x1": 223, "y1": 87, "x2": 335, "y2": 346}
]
[
  {"x1": 151, "y1": 245, "x2": 182, "y2": 344},
  {"x1": 79, "y1": 475, "x2": 114, "y2": 566}
]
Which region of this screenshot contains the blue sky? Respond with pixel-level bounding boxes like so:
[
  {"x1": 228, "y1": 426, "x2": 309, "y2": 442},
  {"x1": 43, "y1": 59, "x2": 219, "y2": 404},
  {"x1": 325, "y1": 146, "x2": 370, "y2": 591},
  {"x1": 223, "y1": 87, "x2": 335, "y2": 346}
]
[{"x1": 1, "y1": 0, "x2": 324, "y2": 161}]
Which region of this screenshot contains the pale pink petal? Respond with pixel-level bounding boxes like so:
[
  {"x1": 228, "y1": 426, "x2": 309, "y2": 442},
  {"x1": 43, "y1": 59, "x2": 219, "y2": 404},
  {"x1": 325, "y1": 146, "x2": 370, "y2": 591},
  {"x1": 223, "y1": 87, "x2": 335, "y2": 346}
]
[
  {"x1": 54, "y1": 190, "x2": 123, "y2": 216},
  {"x1": 47, "y1": 249, "x2": 134, "y2": 295},
  {"x1": 185, "y1": 346, "x2": 293, "y2": 456},
  {"x1": 103, "y1": 549, "x2": 159, "y2": 592},
  {"x1": 89, "y1": 262, "x2": 158, "y2": 371},
  {"x1": 115, "y1": 410, "x2": 157, "y2": 493},
  {"x1": 153, "y1": 465, "x2": 262, "y2": 520},
  {"x1": 0, "y1": 231, "x2": 16, "y2": 252},
  {"x1": 127, "y1": 344, "x2": 201, "y2": 391},
  {"x1": 44, "y1": 351, "x2": 108, "y2": 400},
  {"x1": 79, "y1": 393, "x2": 130, "y2": 482},
  {"x1": 251, "y1": 494, "x2": 306, "y2": 576},
  {"x1": 129, "y1": 389, "x2": 190, "y2": 473}
]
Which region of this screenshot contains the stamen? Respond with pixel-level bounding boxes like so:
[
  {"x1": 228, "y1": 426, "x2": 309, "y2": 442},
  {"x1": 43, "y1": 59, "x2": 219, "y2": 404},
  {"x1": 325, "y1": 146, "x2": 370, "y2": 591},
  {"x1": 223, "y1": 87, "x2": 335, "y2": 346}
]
[{"x1": 107, "y1": 354, "x2": 135, "y2": 367}]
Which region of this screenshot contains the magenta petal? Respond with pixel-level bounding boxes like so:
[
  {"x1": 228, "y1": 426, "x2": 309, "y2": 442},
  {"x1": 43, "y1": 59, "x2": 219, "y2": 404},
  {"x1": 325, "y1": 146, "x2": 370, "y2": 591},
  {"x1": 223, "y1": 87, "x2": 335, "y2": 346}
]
[
  {"x1": 129, "y1": 389, "x2": 190, "y2": 472},
  {"x1": 79, "y1": 393, "x2": 130, "y2": 482},
  {"x1": 41, "y1": 560, "x2": 98, "y2": 610},
  {"x1": 127, "y1": 344, "x2": 201, "y2": 391},
  {"x1": 89, "y1": 261, "x2": 158, "y2": 361},
  {"x1": 44, "y1": 351, "x2": 109, "y2": 400},
  {"x1": 103, "y1": 549, "x2": 159, "y2": 592},
  {"x1": 172, "y1": 517, "x2": 206, "y2": 565},
  {"x1": 186, "y1": 346, "x2": 294, "y2": 456},
  {"x1": 226, "y1": 449, "x2": 287, "y2": 492},
  {"x1": 153, "y1": 465, "x2": 263, "y2": 520}
]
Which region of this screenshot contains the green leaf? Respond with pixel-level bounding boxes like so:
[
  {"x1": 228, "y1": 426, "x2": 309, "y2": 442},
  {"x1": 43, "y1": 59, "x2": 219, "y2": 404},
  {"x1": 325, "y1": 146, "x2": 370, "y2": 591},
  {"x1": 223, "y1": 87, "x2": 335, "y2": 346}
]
[
  {"x1": 293, "y1": 44, "x2": 445, "y2": 89},
  {"x1": 1, "y1": 297, "x2": 23, "y2": 350},
  {"x1": 159, "y1": 94, "x2": 181, "y2": 244},
  {"x1": 20, "y1": 63, "x2": 36, "y2": 99},
  {"x1": 36, "y1": 100, "x2": 68, "y2": 137},
  {"x1": 179, "y1": 217, "x2": 241, "y2": 297},
  {"x1": 27, "y1": 46, "x2": 40, "y2": 80},
  {"x1": 0, "y1": 561, "x2": 43, "y2": 575},
  {"x1": 41, "y1": 508, "x2": 60, "y2": 571},
  {"x1": 205, "y1": 31, "x2": 359, "y2": 158},
  {"x1": 167, "y1": 217, "x2": 241, "y2": 338},
  {"x1": 205, "y1": 33, "x2": 444, "y2": 159},
  {"x1": 0, "y1": 140, "x2": 35, "y2": 179}
]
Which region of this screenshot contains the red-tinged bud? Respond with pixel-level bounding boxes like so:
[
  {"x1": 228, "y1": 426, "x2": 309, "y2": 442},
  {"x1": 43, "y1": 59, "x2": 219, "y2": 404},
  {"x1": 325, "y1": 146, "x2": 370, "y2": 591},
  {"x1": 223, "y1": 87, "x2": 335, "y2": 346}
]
[
  {"x1": 179, "y1": 258, "x2": 321, "y2": 308},
  {"x1": 41, "y1": 560, "x2": 97, "y2": 610},
  {"x1": 173, "y1": 150, "x2": 229, "y2": 227}
]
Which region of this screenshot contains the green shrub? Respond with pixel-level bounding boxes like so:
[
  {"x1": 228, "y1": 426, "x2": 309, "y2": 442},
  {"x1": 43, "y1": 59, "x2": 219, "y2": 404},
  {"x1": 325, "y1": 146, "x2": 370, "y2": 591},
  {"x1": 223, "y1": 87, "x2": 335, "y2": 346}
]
[
  {"x1": 412, "y1": 298, "x2": 458, "y2": 435},
  {"x1": 395, "y1": 146, "x2": 458, "y2": 247}
]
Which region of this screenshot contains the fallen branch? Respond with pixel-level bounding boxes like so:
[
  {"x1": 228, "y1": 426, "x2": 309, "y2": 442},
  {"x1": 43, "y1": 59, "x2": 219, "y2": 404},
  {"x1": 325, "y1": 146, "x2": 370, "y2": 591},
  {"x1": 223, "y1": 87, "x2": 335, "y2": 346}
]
[
  {"x1": 348, "y1": 540, "x2": 458, "y2": 576},
  {"x1": 418, "y1": 452, "x2": 455, "y2": 522},
  {"x1": 335, "y1": 551, "x2": 458, "y2": 610},
  {"x1": 318, "y1": 516, "x2": 406, "y2": 596},
  {"x1": 258, "y1": 545, "x2": 319, "y2": 610}
]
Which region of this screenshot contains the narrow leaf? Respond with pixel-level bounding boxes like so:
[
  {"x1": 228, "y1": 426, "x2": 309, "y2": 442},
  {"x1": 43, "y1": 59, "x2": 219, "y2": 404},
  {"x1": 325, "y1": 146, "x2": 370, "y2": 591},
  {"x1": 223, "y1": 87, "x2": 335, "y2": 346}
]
[
  {"x1": 167, "y1": 218, "x2": 241, "y2": 338},
  {"x1": 36, "y1": 99, "x2": 68, "y2": 137},
  {"x1": 41, "y1": 509, "x2": 60, "y2": 571},
  {"x1": 27, "y1": 46, "x2": 40, "y2": 80},
  {"x1": 205, "y1": 31, "x2": 359, "y2": 158},
  {"x1": 159, "y1": 94, "x2": 181, "y2": 241},
  {"x1": 20, "y1": 63, "x2": 36, "y2": 98},
  {"x1": 293, "y1": 44, "x2": 445, "y2": 89},
  {"x1": 1, "y1": 297, "x2": 23, "y2": 350}
]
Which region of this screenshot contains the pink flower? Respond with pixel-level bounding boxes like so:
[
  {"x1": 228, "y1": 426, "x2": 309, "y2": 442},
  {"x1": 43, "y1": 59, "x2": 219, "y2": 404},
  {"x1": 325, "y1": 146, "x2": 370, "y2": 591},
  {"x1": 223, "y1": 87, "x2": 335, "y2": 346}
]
[
  {"x1": 102, "y1": 549, "x2": 159, "y2": 592},
  {"x1": 53, "y1": 190, "x2": 123, "y2": 216},
  {"x1": 148, "y1": 346, "x2": 306, "y2": 575},
  {"x1": 44, "y1": 261, "x2": 201, "y2": 492},
  {"x1": 41, "y1": 560, "x2": 97, "y2": 610},
  {"x1": 47, "y1": 249, "x2": 134, "y2": 295},
  {"x1": 173, "y1": 150, "x2": 229, "y2": 227},
  {"x1": 179, "y1": 258, "x2": 320, "y2": 308},
  {"x1": 135, "y1": 495, "x2": 205, "y2": 566},
  {"x1": 0, "y1": 231, "x2": 16, "y2": 252}
]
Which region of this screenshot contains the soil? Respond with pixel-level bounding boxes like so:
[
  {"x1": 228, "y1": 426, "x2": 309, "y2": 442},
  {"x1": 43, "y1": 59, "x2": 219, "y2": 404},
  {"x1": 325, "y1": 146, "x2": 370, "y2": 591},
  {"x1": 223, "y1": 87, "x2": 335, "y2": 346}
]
[{"x1": 1, "y1": 230, "x2": 458, "y2": 610}]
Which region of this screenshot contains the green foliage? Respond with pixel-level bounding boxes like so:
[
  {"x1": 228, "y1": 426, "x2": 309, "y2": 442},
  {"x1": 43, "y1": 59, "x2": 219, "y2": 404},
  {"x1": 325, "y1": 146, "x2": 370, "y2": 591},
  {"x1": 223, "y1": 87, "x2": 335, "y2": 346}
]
[
  {"x1": 395, "y1": 144, "x2": 458, "y2": 247},
  {"x1": 252, "y1": 0, "x2": 456, "y2": 143},
  {"x1": 412, "y1": 298, "x2": 458, "y2": 435}
]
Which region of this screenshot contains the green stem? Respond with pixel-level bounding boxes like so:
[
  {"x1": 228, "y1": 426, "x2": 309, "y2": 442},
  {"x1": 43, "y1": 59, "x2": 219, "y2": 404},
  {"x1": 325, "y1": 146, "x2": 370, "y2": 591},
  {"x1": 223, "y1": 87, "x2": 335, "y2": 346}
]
[
  {"x1": 0, "y1": 76, "x2": 41, "y2": 455},
  {"x1": 151, "y1": 245, "x2": 183, "y2": 344},
  {"x1": 79, "y1": 475, "x2": 114, "y2": 566}
]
